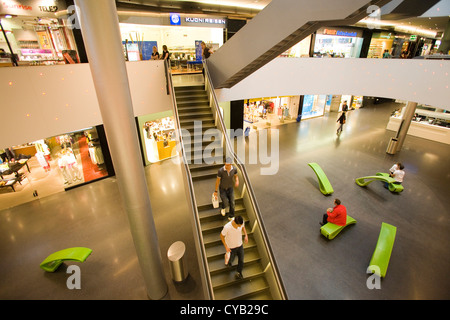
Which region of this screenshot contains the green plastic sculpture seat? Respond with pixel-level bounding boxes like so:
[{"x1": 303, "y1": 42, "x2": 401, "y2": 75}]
[
  {"x1": 40, "y1": 247, "x2": 93, "y2": 272},
  {"x1": 320, "y1": 215, "x2": 356, "y2": 240},
  {"x1": 355, "y1": 173, "x2": 403, "y2": 193},
  {"x1": 376, "y1": 173, "x2": 404, "y2": 193},
  {"x1": 308, "y1": 162, "x2": 334, "y2": 195},
  {"x1": 368, "y1": 223, "x2": 397, "y2": 278}
]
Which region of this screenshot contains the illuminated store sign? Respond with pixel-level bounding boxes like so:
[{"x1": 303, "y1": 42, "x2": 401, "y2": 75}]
[
  {"x1": 323, "y1": 29, "x2": 357, "y2": 37},
  {"x1": 0, "y1": 0, "x2": 65, "y2": 17},
  {"x1": 170, "y1": 13, "x2": 181, "y2": 25},
  {"x1": 185, "y1": 17, "x2": 226, "y2": 25}
]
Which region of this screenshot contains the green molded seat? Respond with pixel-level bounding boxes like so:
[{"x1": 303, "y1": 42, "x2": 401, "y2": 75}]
[
  {"x1": 368, "y1": 223, "x2": 397, "y2": 278},
  {"x1": 40, "y1": 247, "x2": 93, "y2": 272},
  {"x1": 320, "y1": 215, "x2": 356, "y2": 240},
  {"x1": 308, "y1": 163, "x2": 334, "y2": 195},
  {"x1": 376, "y1": 173, "x2": 404, "y2": 193}
]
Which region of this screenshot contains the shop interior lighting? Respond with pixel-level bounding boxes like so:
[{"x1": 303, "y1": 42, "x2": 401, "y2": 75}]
[{"x1": 358, "y1": 18, "x2": 438, "y2": 38}]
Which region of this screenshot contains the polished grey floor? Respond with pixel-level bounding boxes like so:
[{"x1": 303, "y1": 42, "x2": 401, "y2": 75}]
[
  {"x1": 244, "y1": 101, "x2": 450, "y2": 299},
  {"x1": 0, "y1": 100, "x2": 448, "y2": 300}
]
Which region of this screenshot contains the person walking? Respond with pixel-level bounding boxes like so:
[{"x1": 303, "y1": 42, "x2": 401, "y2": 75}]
[
  {"x1": 201, "y1": 41, "x2": 213, "y2": 79},
  {"x1": 342, "y1": 100, "x2": 349, "y2": 112},
  {"x1": 336, "y1": 111, "x2": 346, "y2": 135},
  {"x1": 320, "y1": 199, "x2": 347, "y2": 226},
  {"x1": 220, "y1": 215, "x2": 248, "y2": 280},
  {"x1": 214, "y1": 158, "x2": 239, "y2": 219}
]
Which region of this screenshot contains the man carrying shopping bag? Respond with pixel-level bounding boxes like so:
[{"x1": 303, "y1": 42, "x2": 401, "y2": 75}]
[
  {"x1": 213, "y1": 157, "x2": 239, "y2": 220},
  {"x1": 220, "y1": 215, "x2": 248, "y2": 280}
]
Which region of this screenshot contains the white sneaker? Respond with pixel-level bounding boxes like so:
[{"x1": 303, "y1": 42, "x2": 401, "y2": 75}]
[{"x1": 221, "y1": 208, "x2": 226, "y2": 216}]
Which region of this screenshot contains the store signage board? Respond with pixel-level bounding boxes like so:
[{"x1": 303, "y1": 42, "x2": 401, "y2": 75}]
[
  {"x1": 410, "y1": 35, "x2": 417, "y2": 41},
  {"x1": 323, "y1": 29, "x2": 358, "y2": 37},
  {"x1": 0, "y1": 0, "x2": 66, "y2": 18},
  {"x1": 169, "y1": 12, "x2": 226, "y2": 28},
  {"x1": 170, "y1": 13, "x2": 181, "y2": 25}
]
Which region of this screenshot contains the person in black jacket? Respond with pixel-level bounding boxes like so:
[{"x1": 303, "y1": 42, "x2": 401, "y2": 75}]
[{"x1": 336, "y1": 111, "x2": 346, "y2": 135}]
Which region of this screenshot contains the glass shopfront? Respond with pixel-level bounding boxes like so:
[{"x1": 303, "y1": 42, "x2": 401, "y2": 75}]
[
  {"x1": 313, "y1": 27, "x2": 364, "y2": 58},
  {"x1": 244, "y1": 96, "x2": 300, "y2": 131},
  {"x1": 367, "y1": 32, "x2": 395, "y2": 58},
  {"x1": 301, "y1": 95, "x2": 328, "y2": 120},
  {"x1": 118, "y1": 12, "x2": 225, "y2": 73},
  {"x1": 0, "y1": 0, "x2": 80, "y2": 66},
  {"x1": 137, "y1": 112, "x2": 178, "y2": 166},
  {"x1": 0, "y1": 126, "x2": 112, "y2": 210}
]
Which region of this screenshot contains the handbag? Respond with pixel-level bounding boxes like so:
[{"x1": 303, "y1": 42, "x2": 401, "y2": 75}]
[{"x1": 212, "y1": 193, "x2": 219, "y2": 208}]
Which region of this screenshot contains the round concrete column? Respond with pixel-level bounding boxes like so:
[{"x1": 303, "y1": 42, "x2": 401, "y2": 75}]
[{"x1": 74, "y1": 0, "x2": 167, "y2": 299}]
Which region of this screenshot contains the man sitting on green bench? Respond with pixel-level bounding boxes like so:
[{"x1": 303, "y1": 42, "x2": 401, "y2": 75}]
[
  {"x1": 320, "y1": 198, "x2": 347, "y2": 227},
  {"x1": 384, "y1": 162, "x2": 405, "y2": 189}
]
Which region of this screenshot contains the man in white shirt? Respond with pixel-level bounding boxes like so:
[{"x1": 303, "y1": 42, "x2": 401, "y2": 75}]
[
  {"x1": 220, "y1": 216, "x2": 248, "y2": 280},
  {"x1": 389, "y1": 162, "x2": 405, "y2": 184}
]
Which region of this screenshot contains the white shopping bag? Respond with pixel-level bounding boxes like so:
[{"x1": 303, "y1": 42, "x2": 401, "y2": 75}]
[
  {"x1": 212, "y1": 193, "x2": 219, "y2": 208},
  {"x1": 224, "y1": 252, "x2": 230, "y2": 265}
]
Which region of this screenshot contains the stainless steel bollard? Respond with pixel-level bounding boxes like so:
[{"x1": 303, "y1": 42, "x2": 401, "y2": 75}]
[{"x1": 167, "y1": 241, "x2": 188, "y2": 282}]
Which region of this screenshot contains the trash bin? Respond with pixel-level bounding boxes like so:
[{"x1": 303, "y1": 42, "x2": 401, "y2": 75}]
[
  {"x1": 386, "y1": 138, "x2": 398, "y2": 155},
  {"x1": 167, "y1": 241, "x2": 188, "y2": 282}
]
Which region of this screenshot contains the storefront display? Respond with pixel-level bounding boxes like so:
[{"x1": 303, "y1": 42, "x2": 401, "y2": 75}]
[
  {"x1": 301, "y1": 95, "x2": 327, "y2": 120},
  {"x1": 0, "y1": 3, "x2": 79, "y2": 66},
  {"x1": 313, "y1": 27, "x2": 364, "y2": 58},
  {"x1": 367, "y1": 32, "x2": 394, "y2": 58},
  {"x1": 118, "y1": 12, "x2": 225, "y2": 72},
  {"x1": 142, "y1": 117, "x2": 177, "y2": 163},
  {"x1": 351, "y1": 96, "x2": 363, "y2": 109},
  {"x1": 243, "y1": 96, "x2": 300, "y2": 131},
  {"x1": 0, "y1": 126, "x2": 112, "y2": 209},
  {"x1": 386, "y1": 105, "x2": 450, "y2": 145}
]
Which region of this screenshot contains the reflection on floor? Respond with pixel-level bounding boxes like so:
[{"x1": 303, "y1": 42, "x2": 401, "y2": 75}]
[{"x1": 0, "y1": 100, "x2": 449, "y2": 300}]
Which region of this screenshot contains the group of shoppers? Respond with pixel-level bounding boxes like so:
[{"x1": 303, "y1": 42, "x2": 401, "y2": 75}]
[
  {"x1": 151, "y1": 45, "x2": 170, "y2": 60},
  {"x1": 150, "y1": 41, "x2": 213, "y2": 62}
]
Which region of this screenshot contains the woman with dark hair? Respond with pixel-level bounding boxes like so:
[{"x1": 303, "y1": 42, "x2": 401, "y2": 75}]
[{"x1": 160, "y1": 45, "x2": 170, "y2": 60}]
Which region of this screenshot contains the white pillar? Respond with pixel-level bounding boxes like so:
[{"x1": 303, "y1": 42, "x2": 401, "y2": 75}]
[{"x1": 74, "y1": 0, "x2": 167, "y2": 299}]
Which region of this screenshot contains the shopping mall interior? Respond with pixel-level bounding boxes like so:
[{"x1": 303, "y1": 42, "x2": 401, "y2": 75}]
[
  {"x1": 0, "y1": 0, "x2": 449, "y2": 303},
  {"x1": 1, "y1": 94, "x2": 449, "y2": 300}
]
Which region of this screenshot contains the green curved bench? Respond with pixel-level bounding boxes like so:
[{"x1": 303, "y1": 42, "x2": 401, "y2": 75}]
[
  {"x1": 376, "y1": 173, "x2": 404, "y2": 192},
  {"x1": 40, "y1": 247, "x2": 93, "y2": 272},
  {"x1": 355, "y1": 174, "x2": 403, "y2": 193},
  {"x1": 368, "y1": 223, "x2": 397, "y2": 278},
  {"x1": 320, "y1": 215, "x2": 356, "y2": 239},
  {"x1": 308, "y1": 163, "x2": 334, "y2": 195}
]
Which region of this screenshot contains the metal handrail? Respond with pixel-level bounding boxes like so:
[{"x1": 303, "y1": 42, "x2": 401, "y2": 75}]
[
  {"x1": 163, "y1": 60, "x2": 214, "y2": 300},
  {"x1": 204, "y1": 60, "x2": 287, "y2": 299}
]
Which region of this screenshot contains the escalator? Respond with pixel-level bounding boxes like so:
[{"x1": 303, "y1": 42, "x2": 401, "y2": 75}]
[{"x1": 165, "y1": 63, "x2": 286, "y2": 300}]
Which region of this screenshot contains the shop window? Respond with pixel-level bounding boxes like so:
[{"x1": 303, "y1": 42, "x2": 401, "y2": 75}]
[{"x1": 142, "y1": 117, "x2": 177, "y2": 163}]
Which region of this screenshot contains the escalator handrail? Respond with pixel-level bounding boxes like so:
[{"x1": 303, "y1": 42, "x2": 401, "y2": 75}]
[
  {"x1": 163, "y1": 60, "x2": 215, "y2": 300},
  {"x1": 203, "y1": 60, "x2": 287, "y2": 299}
]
